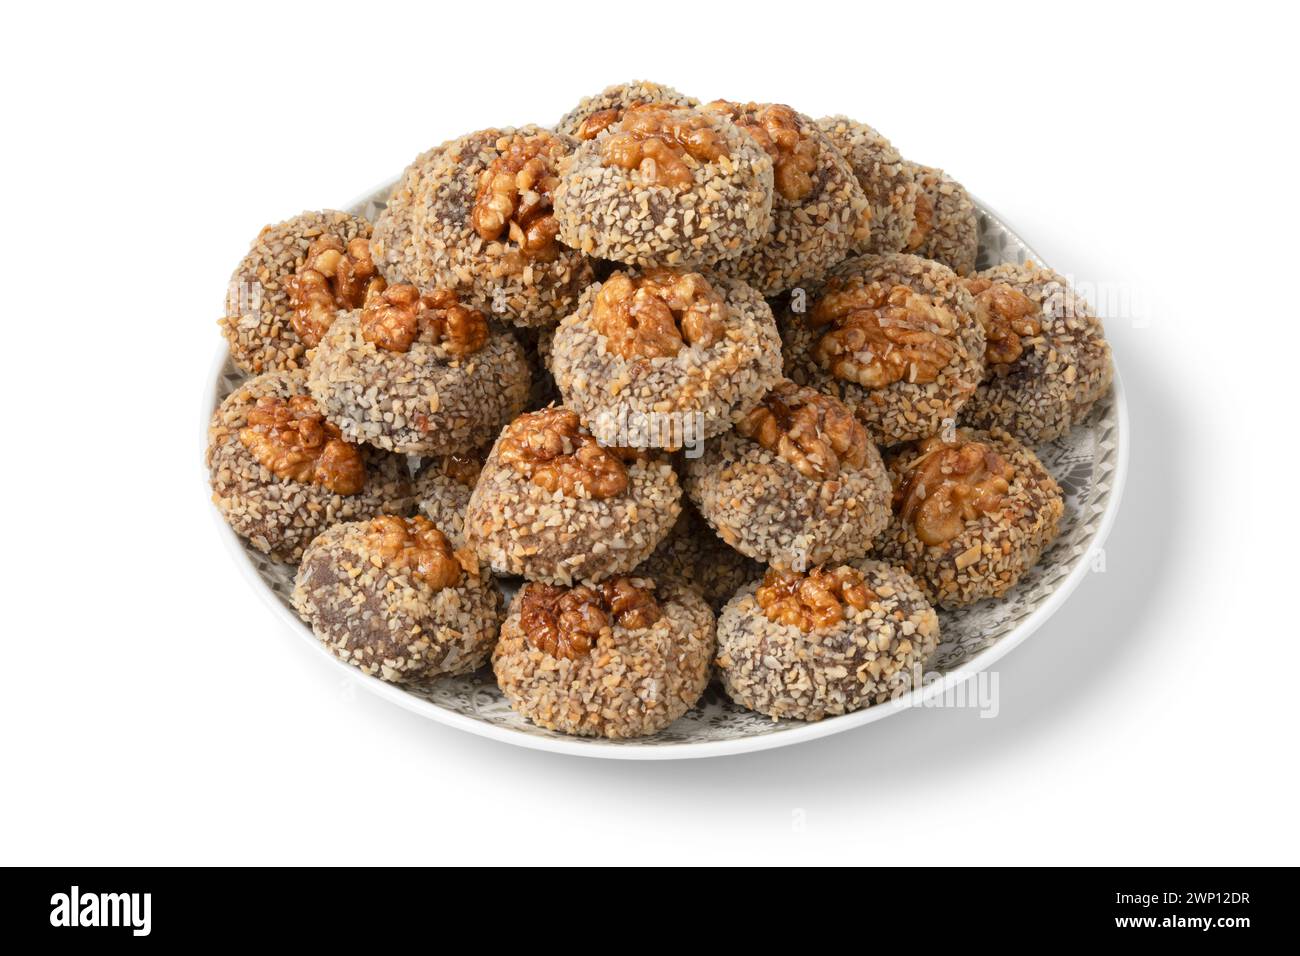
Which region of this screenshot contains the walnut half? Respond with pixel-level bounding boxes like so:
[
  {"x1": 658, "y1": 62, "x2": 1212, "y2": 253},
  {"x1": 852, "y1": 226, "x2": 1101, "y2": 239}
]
[
  {"x1": 893, "y1": 434, "x2": 1015, "y2": 545},
  {"x1": 471, "y1": 132, "x2": 565, "y2": 262},
  {"x1": 593, "y1": 271, "x2": 726, "y2": 360},
  {"x1": 361, "y1": 284, "x2": 488, "y2": 356},
  {"x1": 238, "y1": 395, "x2": 365, "y2": 495},
  {"x1": 600, "y1": 108, "x2": 727, "y2": 188},
  {"x1": 810, "y1": 281, "x2": 958, "y2": 388},
  {"x1": 755, "y1": 566, "x2": 876, "y2": 632},
  {"x1": 736, "y1": 382, "x2": 869, "y2": 481},
  {"x1": 705, "y1": 101, "x2": 818, "y2": 201},
  {"x1": 366, "y1": 515, "x2": 462, "y2": 591},
  {"x1": 963, "y1": 277, "x2": 1042, "y2": 370},
  {"x1": 285, "y1": 236, "x2": 384, "y2": 347},
  {"x1": 497, "y1": 408, "x2": 632, "y2": 499},
  {"x1": 520, "y1": 578, "x2": 662, "y2": 659}
]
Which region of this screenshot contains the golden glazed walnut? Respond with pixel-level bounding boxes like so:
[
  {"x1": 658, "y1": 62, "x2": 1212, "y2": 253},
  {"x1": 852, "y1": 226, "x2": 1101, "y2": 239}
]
[
  {"x1": 366, "y1": 515, "x2": 463, "y2": 591},
  {"x1": 285, "y1": 236, "x2": 384, "y2": 348},
  {"x1": 963, "y1": 277, "x2": 1043, "y2": 369},
  {"x1": 810, "y1": 281, "x2": 958, "y2": 388},
  {"x1": 470, "y1": 132, "x2": 565, "y2": 261},
  {"x1": 574, "y1": 101, "x2": 672, "y2": 140},
  {"x1": 497, "y1": 408, "x2": 631, "y2": 499},
  {"x1": 361, "y1": 284, "x2": 489, "y2": 356},
  {"x1": 600, "y1": 109, "x2": 728, "y2": 188},
  {"x1": 238, "y1": 395, "x2": 365, "y2": 495},
  {"x1": 593, "y1": 271, "x2": 726, "y2": 360},
  {"x1": 707, "y1": 101, "x2": 818, "y2": 201},
  {"x1": 441, "y1": 453, "x2": 483, "y2": 488},
  {"x1": 520, "y1": 578, "x2": 662, "y2": 660},
  {"x1": 736, "y1": 383, "x2": 869, "y2": 480},
  {"x1": 755, "y1": 566, "x2": 877, "y2": 632},
  {"x1": 895, "y1": 436, "x2": 1015, "y2": 546}
]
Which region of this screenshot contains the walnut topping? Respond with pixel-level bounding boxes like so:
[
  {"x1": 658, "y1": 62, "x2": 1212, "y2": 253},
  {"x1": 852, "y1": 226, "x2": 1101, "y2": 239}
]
[
  {"x1": 238, "y1": 395, "x2": 365, "y2": 495},
  {"x1": 497, "y1": 408, "x2": 631, "y2": 499},
  {"x1": 706, "y1": 101, "x2": 818, "y2": 201},
  {"x1": 440, "y1": 452, "x2": 483, "y2": 488},
  {"x1": 593, "y1": 271, "x2": 727, "y2": 360},
  {"x1": 575, "y1": 101, "x2": 670, "y2": 140},
  {"x1": 520, "y1": 578, "x2": 662, "y2": 659},
  {"x1": 810, "y1": 281, "x2": 958, "y2": 388},
  {"x1": 360, "y1": 284, "x2": 489, "y2": 356},
  {"x1": 470, "y1": 132, "x2": 565, "y2": 262},
  {"x1": 963, "y1": 277, "x2": 1042, "y2": 369},
  {"x1": 366, "y1": 515, "x2": 462, "y2": 591},
  {"x1": 894, "y1": 434, "x2": 1015, "y2": 545},
  {"x1": 905, "y1": 189, "x2": 934, "y2": 251},
  {"x1": 736, "y1": 382, "x2": 869, "y2": 480},
  {"x1": 600, "y1": 108, "x2": 727, "y2": 187},
  {"x1": 755, "y1": 566, "x2": 876, "y2": 632},
  {"x1": 285, "y1": 236, "x2": 384, "y2": 348}
]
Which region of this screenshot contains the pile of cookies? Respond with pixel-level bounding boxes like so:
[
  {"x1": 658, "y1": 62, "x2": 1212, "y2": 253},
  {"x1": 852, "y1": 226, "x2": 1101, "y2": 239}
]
[{"x1": 208, "y1": 80, "x2": 1112, "y2": 738}]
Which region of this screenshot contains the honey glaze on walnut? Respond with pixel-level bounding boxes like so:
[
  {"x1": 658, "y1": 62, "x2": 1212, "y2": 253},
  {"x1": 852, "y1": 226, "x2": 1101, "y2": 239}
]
[
  {"x1": 593, "y1": 271, "x2": 726, "y2": 360},
  {"x1": 894, "y1": 435, "x2": 1015, "y2": 546},
  {"x1": 810, "y1": 280, "x2": 958, "y2": 388},
  {"x1": 735, "y1": 382, "x2": 868, "y2": 480},
  {"x1": 285, "y1": 236, "x2": 384, "y2": 348},
  {"x1": 575, "y1": 101, "x2": 672, "y2": 140},
  {"x1": 470, "y1": 132, "x2": 565, "y2": 262},
  {"x1": 600, "y1": 109, "x2": 728, "y2": 188},
  {"x1": 361, "y1": 284, "x2": 489, "y2": 356},
  {"x1": 497, "y1": 407, "x2": 636, "y2": 499},
  {"x1": 520, "y1": 578, "x2": 663, "y2": 660},
  {"x1": 365, "y1": 515, "x2": 463, "y2": 591},
  {"x1": 755, "y1": 566, "x2": 877, "y2": 631},
  {"x1": 238, "y1": 395, "x2": 365, "y2": 495},
  {"x1": 962, "y1": 277, "x2": 1042, "y2": 370},
  {"x1": 705, "y1": 101, "x2": 818, "y2": 201}
]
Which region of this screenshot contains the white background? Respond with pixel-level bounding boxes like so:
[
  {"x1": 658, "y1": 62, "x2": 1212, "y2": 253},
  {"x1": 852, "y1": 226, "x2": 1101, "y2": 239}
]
[{"x1": 2, "y1": 1, "x2": 1296, "y2": 865}]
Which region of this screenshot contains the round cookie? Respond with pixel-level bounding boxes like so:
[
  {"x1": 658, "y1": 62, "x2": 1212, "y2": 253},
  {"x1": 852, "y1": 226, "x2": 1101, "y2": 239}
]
[
  {"x1": 465, "y1": 407, "x2": 681, "y2": 584},
  {"x1": 782, "y1": 252, "x2": 986, "y2": 445},
  {"x1": 293, "y1": 516, "x2": 500, "y2": 683},
  {"x1": 408, "y1": 126, "x2": 595, "y2": 328},
  {"x1": 903, "y1": 163, "x2": 979, "y2": 276},
  {"x1": 207, "y1": 370, "x2": 414, "y2": 563},
  {"x1": 634, "y1": 506, "x2": 762, "y2": 611},
  {"x1": 874, "y1": 427, "x2": 1064, "y2": 607},
  {"x1": 960, "y1": 261, "x2": 1113, "y2": 444},
  {"x1": 553, "y1": 107, "x2": 774, "y2": 269},
  {"x1": 221, "y1": 210, "x2": 380, "y2": 375},
  {"x1": 550, "y1": 269, "x2": 783, "y2": 446},
  {"x1": 684, "y1": 381, "x2": 892, "y2": 569},
  {"x1": 816, "y1": 116, "x2": 918, "y2": 255},
  {"x1": 716, "y1": 559, "x2": 940, "y2": 721},
  {"x1": 306, "y1": 285, "x2": 530, "y2": 456},
  {"x1": 493, "y1": 576, "x2": 714, "y2": 738},
  {"x1": 704, "y1": 101, "x2": 869, "y2": 295}
]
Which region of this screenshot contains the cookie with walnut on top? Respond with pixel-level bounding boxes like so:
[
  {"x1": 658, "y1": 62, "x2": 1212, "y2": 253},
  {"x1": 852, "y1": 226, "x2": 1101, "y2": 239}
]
[
  {"x1": 874, "y1": 427, "x2": 1064, "y2": 607},
  {"x1": 684, "y1": 380, "x2": 892, "y2": 569},
  {"x1": 465, "y1": 407, "x2": 681, "y2": 585},
  {"x1": 716, "y1": 559, "x2": 940, "y2": 721},
  {"x1": 306, "y1": 282, "x2": 530, "y2": 457},
  {"x1": 782, "y1": 252, "x2": 986, "y2": 446},
  {"x1": 221, "y1": 210, "x2": 382, "y2": 375},
  {"x1": 206, "y1": 370, "x2": 414, "y2": 563},
  {"x1": 293, "y1": 515, "x2": 501, "y2": 684},
  {"x1": 550, "y1": 268, "x2": 783, "y2": 447},
  {"x1": 493, "y1": 575, "x2": 714, "y2": 738}
]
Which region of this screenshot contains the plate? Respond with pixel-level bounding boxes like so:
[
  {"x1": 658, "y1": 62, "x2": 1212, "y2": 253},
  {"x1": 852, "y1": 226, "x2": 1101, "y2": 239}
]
[{"x1": 205, "y1": 180, "x2": 1129, "y2": 759}]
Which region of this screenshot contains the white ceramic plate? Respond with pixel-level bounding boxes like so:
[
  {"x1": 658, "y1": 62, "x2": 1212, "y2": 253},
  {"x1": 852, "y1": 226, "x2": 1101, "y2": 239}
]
[{"x1": 205, "y1": 181, "x2": 1128, "y2": 759}]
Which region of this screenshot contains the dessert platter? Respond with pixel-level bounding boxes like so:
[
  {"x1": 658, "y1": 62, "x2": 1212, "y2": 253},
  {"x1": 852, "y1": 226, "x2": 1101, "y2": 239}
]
[{"x1": 206, "y1": 80, "x2": 1126, "y2": 758}]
